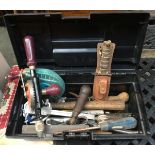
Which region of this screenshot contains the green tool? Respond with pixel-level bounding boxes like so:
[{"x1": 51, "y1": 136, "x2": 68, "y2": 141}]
[{"x1": 22, "y1": 68, "x2": 65, "y2": 99}]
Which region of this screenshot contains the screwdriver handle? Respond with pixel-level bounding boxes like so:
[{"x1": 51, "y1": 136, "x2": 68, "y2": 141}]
[
  {"x1": 23, "y1": 35, "x2": 37, "y2": 67},
  {"x1": 100, "y1": 117, "x2": 137, "y2": 131}
]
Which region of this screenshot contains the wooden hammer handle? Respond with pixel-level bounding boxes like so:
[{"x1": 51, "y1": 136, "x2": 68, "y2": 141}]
[
  {"x1": 108, "y1": 92, "x2": 129, "y2": 102},
  {"x1": 52, "y1": 100, "x2": 125, "y2": 111}
]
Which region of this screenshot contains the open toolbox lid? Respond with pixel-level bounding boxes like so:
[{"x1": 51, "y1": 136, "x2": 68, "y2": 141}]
[{"x1": 4, "y1": 12, "x2": 150, "y2": 72}]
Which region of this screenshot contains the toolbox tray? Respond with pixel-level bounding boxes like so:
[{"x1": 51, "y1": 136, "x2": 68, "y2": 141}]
[{"x1": 4, "y1": 12, "x2": 150, "y2": 141}]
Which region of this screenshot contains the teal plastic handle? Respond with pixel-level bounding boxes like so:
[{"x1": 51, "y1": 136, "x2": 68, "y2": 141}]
[{"x1": 100, "y1": 117, "x2": 137, "y2": 131}]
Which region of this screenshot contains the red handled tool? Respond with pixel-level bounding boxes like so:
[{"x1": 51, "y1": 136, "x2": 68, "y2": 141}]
[{"x1": 23, "y1": 36, "x2": 42, "y2": 119}]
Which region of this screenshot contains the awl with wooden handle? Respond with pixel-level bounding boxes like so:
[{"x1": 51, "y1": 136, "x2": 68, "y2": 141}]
[{"x1": 68, "y1": 85, "x2": 91, "y2": 125}]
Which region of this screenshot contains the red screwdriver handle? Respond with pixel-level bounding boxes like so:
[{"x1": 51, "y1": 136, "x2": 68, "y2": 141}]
[{"x1": 23, "y1": 35, "x2": 37, "y2": 67}]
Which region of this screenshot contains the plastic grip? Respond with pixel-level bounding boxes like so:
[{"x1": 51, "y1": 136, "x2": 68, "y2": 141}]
[
  {"x1": 43, "y1": 84, "x2": 61, "y2": 96},
  {"x1": 100, "y1": 117, "x2": 137, "y2": 131},
  {"x1": 23, "y1": 35, "x2": 36, "y2": 67}
]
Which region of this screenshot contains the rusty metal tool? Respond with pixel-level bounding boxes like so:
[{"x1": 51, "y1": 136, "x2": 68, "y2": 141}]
[
  {"x1": 55, "y1": 117, "x2": 137, "y2": 134},
  {"x1": 51, "y1": 100, "x2": 125, "y2": 111},
  {"x1": 22, "y1": 124, "x2": 89, "y2": 135},
  {"x1": 68, "y1": 85, "x2": 91, "y2": 125},
  {"x1": 93, "y1": 40, "x2": 115, "y2": 100}
]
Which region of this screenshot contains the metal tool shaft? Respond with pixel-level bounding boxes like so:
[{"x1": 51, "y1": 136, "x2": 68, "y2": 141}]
[{"x1": 30, "y1": 69, "x2": 42, "y2": 117}]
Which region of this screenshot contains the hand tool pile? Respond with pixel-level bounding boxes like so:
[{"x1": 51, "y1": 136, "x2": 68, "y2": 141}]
[{"x1": 20, "y1": 36, "x2": 139, "y2": 138}]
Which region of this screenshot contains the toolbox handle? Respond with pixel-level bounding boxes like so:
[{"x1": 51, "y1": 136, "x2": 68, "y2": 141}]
[{"x1": 23, "y1": 35, "x2": 37, "y2": 67}]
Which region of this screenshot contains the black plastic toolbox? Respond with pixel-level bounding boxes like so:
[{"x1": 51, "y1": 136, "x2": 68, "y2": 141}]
[{"x1": 4, "y1": 12, "x2": 151, "y2": 142}]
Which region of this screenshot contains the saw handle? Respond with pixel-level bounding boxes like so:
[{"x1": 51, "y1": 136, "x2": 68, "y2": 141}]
[{"x1": 23, "y1": 35, "x2": 37, "y2": 67}]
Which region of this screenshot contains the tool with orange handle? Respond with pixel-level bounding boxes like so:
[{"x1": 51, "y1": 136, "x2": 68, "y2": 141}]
[{"x1": 93, "y1": 40, "x2": 115, "y2": 101}]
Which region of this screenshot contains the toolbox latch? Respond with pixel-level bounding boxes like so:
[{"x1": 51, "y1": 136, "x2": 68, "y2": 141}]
[{"x1": 64, "y1": 132, "x2": 91, "y2": 140}]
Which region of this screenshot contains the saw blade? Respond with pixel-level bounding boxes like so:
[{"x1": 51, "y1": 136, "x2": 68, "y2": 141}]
[{"x1": 25, "y1": 80, "x2": 36, "y2": 110}]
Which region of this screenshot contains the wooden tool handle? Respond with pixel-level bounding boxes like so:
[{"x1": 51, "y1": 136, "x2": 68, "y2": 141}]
[
  {"x1": 108, "y1": 92, "x2": 129, "y2": 102},
  {"x1": 68, "y1": 85, "x2": 91, "y2": 124},
  {"x1": 52, "y1": 100, "x2": 125, "y2": 111},
  {"x1": 23, "y1": 35, "x2": 36, "y2": 67}
]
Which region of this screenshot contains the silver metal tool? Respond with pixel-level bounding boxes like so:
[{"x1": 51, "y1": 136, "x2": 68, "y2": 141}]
[
  {"x1": 20, "y1": 71, "x2": 26, "y2": 97},
  {"x1": 35, "y1": 120, "x2": 45, "y2": 138},
  {"x1": 112, "y1": 129, "x2": 140, "y2": 134},
  {"x1": 41, "y1": 107, "x2": 95, "y2": 120},
  {"x1": 96, "y1": 113, "x2": 133, "y2": 123}
]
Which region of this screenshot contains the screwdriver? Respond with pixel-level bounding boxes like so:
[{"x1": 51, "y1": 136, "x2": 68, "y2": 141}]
[{"x1": 54, "y1": 117, "x2": 137, "y2": 134}]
